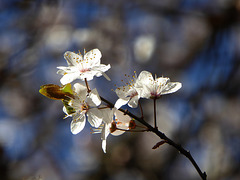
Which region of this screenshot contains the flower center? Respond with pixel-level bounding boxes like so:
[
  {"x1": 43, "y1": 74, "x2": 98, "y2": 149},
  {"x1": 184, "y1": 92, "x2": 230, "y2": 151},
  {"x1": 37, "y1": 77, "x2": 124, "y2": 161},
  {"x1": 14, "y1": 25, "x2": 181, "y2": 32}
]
[
  {"x1": 81, "y1": 103, "x2": 89, "y2": 113},
  {"x1": 130, "y1": 91, "x2": 138, "y2": 98},
  {"x1": 150, "y1": 92, "x2": 161, "y2": 99},
  {"x1": 80, "y1": 68, "x2": 90, "y2": 73},
  {"x1": 110, "y1": 122, "x2": 117, "y2": 133}
]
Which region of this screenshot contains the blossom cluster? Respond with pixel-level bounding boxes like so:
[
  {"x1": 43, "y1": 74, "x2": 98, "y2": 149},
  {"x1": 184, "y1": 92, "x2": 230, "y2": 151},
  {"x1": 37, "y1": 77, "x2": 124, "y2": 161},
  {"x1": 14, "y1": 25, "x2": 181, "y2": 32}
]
[{"x1": 40, "y1": 48, "x2": 182, "y2": 153}]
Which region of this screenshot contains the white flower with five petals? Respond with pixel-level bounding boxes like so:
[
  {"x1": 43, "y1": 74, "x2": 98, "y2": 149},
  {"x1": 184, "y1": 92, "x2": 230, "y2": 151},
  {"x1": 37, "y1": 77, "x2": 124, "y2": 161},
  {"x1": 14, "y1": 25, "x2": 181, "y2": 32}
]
[
  {"x1": 138, "y1": 71, "x2": 182, "y2": 99},
  {"x1": 63, "y1": 83, "x2": 103, "y2": 134},
  {"x1": 57, "y1": 49, "x2": 111, "y2": 85}
]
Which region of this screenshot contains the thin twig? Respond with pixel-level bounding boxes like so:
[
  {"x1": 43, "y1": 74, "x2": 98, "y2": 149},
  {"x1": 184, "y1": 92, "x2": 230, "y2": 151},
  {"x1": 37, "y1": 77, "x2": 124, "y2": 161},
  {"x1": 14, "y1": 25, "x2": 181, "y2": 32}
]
[
  {"x1": 84, "y1": 78, "x2": 91, "y2": 93},
  {"x1": 153, "y1": 98, "x2": 157, "y2": 129},
  {"x1": 100, "y1": 96, "x2": 207, "y2": 180},
  {"x1": 139, "y1": 100, "x2": 144, "y2": 118}
]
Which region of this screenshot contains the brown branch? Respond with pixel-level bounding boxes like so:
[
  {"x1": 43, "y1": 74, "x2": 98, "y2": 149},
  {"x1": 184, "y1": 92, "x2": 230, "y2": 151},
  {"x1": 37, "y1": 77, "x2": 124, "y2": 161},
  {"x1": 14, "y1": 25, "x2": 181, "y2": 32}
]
[{"x1": 100, "y1": 96, "x2": 207, "y2": 180}]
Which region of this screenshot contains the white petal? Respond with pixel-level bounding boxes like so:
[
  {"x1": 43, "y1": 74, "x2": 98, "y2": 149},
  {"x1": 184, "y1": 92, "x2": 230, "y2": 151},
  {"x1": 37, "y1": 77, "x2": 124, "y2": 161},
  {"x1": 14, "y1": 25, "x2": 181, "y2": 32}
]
[
  {"x1": 112, "y1": 110, "x2": 129, "y2": 136},
  {"x1": 64, "y1": 51, "x2": 83, "y2": 66},
  {"x1": 156, "y1": 77, "x2": 169, "y2": 85},
  {"x1": 60, "y1": 72, "x2": 80, "y2": 85},
  {"x1": 115, "y1": 85, "x2": 131, "y2": 98},
  {"x1": 139, "y1": 85, "x2": 152, "y2": 99},
  {"x1": 57, "y1": 66, "x2": 79, "y2": 75},
  {"x1": 161, "y1": 82, "x2": 182, "y2": 95},
  {"x1": 87, "y1": 108, "x2": 103, "y2": 127},
  {"x1": 114, "y1": 98, "x2": 129, "y2": 109},
  {"x1": 84, "y1": 49, "x2": 102, "y2": 66},
  {"x1": 111, "y1": 130, "x2": 125, "y2": 136},
  {"x1": 73, "y1": 83, "x2": 87, "y2": 99},
  {"x1": 115, "y1": 110, "x2": 131, "y2": 124},
  {"x1": 70, "y1": 114, "x2": 86, "y2": 134},
  {"x1": 79, "y1": 72, "x2": 95, "y2": 81},
  {"x1": 101, "y1": 72, "x2": 111, "y2": 81},
  {"x1": 92, "y1": 64, "x2": 111, "y2": 73},
  {"x1": 102, "y1": 139, "x2": 107, "y2": 153},
  {"x1": 137, "y1": 70, "x2": 153, "y2": 83},
  {"x1": 76, "y1": 64, "x2": 111, "y2": 81},
  {"x1": 137, "y1": 71, "x2": 155, "y2": 98},
  {"x1": 87, "y1": 88, "x2": 101, "y2": 106},
  {"x1": 56, "y1": 68, "x2": 68, "y2": 75},
  {"x1": 101, "y1": 122, "x2": 111, "y2": 140},
  {"x1": 91, "y1": 64, "x2": 111, "y2": 80},
  {"x1": 101, "y1": 108, "x2": 114, "y2": 124},
  {"x1": 128, "y1": 95, "x2": 139, "y2": 108}
]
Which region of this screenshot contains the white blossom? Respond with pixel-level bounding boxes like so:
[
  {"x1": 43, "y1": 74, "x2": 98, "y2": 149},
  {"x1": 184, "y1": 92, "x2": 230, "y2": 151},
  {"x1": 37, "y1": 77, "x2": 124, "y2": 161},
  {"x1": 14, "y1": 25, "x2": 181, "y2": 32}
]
[
  {"x1": 57, "y1": 49, "x2": 111, "y2": 85},
  {"x1": 63, "y1": 83, "x2": 103, "y2": 134},
  {"x1": 114, "y1": 72, "x2": 144, "y2": 109},
  {"x1": 138, "y1": 71, "x2": 182, "y2": 99}
]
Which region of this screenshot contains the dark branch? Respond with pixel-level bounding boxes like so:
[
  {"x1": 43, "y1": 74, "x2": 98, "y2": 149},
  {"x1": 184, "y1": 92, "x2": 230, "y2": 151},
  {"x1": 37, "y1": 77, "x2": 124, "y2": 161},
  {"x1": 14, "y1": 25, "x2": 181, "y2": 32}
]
[{"x1": 100, "y1": 96, "x2": 207, "y2": 180}]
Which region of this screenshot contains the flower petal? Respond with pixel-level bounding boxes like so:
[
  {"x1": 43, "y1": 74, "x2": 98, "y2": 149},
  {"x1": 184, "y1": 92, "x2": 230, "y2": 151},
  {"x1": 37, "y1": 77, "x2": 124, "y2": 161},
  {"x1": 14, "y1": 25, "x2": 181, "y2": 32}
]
[
  {"x1": 161, "y1": 82, "x2": 182, "y2": 95},
  {"x1": 137, "y1": 71, "x2": 154, "y2": 98},
  {"x1": 115, "y1": 98, "x2": 129, "y2": 109},
  {"x1": 59, "y1": 72, "x2": 80, "y2": 85},
  {"x1": 115, "y1": 85, "x2": 131, "y2": 98},
  {"x1": 128, "y1": 95, "x2": 139, "y2": 108},
  {"x1": 115, "y1": 110, "x2": 131, "y2": 124},
  {"x1": 78, "y1": 72, "x2": 95, "y2": 81},
  {"x1": 101, "y1": 108, "x2": 114, "y2": 124},
  {"x1": 73, "y1": 83, "x2": 87, "y2": 99},
  {"x1": 87, "y1": 88, "x2": 101, "y2": 107},
  {"x1": 70, "y1": 113, "x2": 86, "y2": 134},
  {"x1": 101, "y1": 122, "x2": 111, "y2": 140},
  {"x1": 102, "y1": 139, "x2": 107, "y2": 153},
  {"x1": 91, "y1": 64, "x2": 111, "y2": 80},
  {"x1": 138, "y1": 70, "x2": 153, "y2": 82},
  {"x1": 112, "y1": 110, "x2": 129, "y2": 136},
  {"x1": 84, "y1": 49, "x2": 102, "y2": 66},
  {"x1": 64, "y1": 51, "x2": 83, "y2": 66},
  {"x1": 111, "y1": 130, "x2": 125, "y2": 136},
  {"x1": 87, "y1": 108, "x2": 103, "y2": 128},
  {"x1": 101, "y1": 72, "x2": 111, "y2": 81},
  {"x1": 92, "y1": 64, "x2": 111, "y2": 74}
]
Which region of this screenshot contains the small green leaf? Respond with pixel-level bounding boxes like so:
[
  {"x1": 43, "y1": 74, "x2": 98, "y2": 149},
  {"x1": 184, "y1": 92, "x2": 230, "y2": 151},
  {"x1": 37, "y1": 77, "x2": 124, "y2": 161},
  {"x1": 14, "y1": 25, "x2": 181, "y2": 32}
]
[{"x1": 61, "y1": 83, "x2": 73, "y2": 95}]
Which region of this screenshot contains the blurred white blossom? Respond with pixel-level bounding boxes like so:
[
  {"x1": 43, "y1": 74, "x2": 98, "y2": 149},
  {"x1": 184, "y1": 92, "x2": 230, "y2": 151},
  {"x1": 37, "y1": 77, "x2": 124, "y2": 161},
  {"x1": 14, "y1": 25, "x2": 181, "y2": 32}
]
[{"x1": 134, "y1": 35, "x2": 155, "y2": 63}]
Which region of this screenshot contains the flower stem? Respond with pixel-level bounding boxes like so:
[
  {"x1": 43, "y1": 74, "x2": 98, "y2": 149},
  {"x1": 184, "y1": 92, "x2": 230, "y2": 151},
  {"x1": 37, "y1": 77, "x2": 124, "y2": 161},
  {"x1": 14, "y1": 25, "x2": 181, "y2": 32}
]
[
  {"x1": 139, "y1": 101, "x2": 144, "y2": 118},
  {"x1": 100, "y1": 95, "x2": 207, "y2": 180},
  {"x1": 116, "y1": 128, "x2": 148, "y2": 133},
  {"x1": 84, "y1": 78, "x2": 91, "y2": 93},
  {"x1": 153, "y1": 98, "x2": 157, "y2": 129}
]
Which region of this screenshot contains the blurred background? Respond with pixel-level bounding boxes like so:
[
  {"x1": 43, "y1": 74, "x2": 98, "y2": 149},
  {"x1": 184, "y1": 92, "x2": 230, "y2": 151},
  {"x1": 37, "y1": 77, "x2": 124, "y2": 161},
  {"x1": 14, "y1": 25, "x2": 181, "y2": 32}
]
[{"x1": 0, "y1": 0, "x2": 240, "y2": 179}]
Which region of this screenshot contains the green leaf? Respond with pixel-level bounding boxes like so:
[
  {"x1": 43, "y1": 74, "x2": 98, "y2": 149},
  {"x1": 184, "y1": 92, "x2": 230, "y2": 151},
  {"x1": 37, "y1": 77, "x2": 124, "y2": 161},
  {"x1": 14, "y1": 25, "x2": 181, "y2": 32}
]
[{"x1": 61, "y1": 83, "x2": 73, "y2": 95}]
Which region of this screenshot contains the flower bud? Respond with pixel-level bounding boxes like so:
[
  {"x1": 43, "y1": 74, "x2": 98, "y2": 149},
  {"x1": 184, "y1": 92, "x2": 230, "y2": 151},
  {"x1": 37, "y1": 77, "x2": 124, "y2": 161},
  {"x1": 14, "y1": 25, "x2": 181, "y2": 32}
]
[{"x1": 39, "y1": 83, "x2": 74, "y2": 100}]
